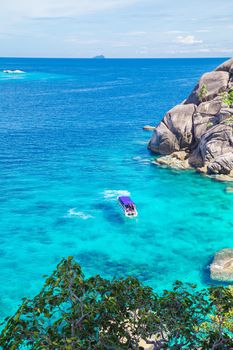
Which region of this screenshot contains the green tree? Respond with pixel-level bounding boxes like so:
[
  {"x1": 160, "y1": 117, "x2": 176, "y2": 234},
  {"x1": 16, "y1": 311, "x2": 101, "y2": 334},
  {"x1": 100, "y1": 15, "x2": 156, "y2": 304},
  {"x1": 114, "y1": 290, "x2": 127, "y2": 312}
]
[
  {"x1": 0, "y1": 257, "x2": 156, "y2": 350},
  {"x1": 149, "y1": 281, "x2": 211, "y2": 349},
  {"x1": 201, "y1": 286, "x2": 233, "y2": 350},
  {"x1": 2, "y1": 257, "x2": 233, "y2": 350}
]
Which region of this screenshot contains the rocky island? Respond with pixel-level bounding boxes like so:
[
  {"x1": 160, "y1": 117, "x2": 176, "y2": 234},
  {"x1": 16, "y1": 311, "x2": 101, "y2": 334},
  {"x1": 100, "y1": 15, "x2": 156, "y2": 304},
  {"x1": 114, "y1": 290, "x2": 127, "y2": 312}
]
[
  {"x1": 148, "y1": 57, "x2": 233, "y2": 180},
  {"x1": 92, "y1": 55, "x2": 106, "y2": 59}
]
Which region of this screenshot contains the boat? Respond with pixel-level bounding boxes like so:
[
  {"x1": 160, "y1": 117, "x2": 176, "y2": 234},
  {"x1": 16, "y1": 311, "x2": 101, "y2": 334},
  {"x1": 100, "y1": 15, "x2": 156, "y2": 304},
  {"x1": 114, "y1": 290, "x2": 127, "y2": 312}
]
[{"x1": 118, "y1": 196, "x2": 138, "y2": 217}]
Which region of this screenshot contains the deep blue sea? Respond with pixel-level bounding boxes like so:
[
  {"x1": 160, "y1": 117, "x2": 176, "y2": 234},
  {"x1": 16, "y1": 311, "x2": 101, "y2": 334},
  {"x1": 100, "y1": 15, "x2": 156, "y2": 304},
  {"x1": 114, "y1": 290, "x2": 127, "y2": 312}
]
[{"x1": 0, "y1": 57, "x2": 232, "y2": 318}]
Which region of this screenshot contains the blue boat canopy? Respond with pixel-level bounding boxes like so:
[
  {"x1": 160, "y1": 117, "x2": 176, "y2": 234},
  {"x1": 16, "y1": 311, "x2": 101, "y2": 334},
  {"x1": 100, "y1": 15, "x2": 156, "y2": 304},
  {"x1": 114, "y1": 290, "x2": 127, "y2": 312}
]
[{"x1": 118, "y1": 196, "x2": 135, "y2": 206}]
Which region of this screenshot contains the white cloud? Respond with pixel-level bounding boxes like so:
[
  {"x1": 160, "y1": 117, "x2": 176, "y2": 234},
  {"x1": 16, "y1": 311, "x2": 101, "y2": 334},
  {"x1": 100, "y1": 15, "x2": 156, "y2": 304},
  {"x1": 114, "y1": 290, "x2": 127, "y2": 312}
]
[
  {"x1": 176, "y1": 35, "x2": 203, "y2": 45},
  {"x1": 1, "y1": 0, "x2": 140, "y2": 19},
  {"x1": 111, "y1": 41, "x2": 130, "y2": 47},
  {"x1": 126, "y1": 31, "x2": 146, "y2": 36},
  {"x1": 216, "y1": 48, "x2": 233, "y2": 53},
  {"x1": 0, "y1": 0, "x2": 231, "y2": 58},
  {"x1": 198, "y1": 48, "x2": 210, "y2": 52},
  {"x1": 0, "y1": 0, "x2": 142, "y2": 40},
  {"x1": 65, "y1": 38, "x2": 100, "y2": 45},
  {"x1": 168, "y1": 48, "x2": 210, "y2": 54},
  {"x1": 195, "y1": 29, "x2": 210, "y2": 33},
  {"x1": 165, "y1": 30, "x2": 183, "y2": 34},
  {"x1": 138, "y1": 46, "x2": 149, "y2": 54}
]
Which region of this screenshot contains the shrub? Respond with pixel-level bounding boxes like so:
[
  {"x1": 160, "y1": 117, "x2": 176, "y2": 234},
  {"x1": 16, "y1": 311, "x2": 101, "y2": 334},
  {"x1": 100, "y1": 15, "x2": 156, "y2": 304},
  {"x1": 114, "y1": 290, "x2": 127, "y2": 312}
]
[
  {"x1": 221, "y1": 91, "x2": 233, "y2": 107},
  {"x1": 198, "y1": 84, "x2": 208, "y2": 102},
  {"x1": 207, "y1": 121, "x2": 214, "y2": 129}
]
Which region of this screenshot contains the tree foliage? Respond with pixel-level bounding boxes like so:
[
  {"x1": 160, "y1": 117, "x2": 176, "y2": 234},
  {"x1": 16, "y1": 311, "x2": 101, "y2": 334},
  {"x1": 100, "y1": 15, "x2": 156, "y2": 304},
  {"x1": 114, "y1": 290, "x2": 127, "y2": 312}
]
[{"x1": 1, "y1": 257, "x2": 233, "y2": 349}]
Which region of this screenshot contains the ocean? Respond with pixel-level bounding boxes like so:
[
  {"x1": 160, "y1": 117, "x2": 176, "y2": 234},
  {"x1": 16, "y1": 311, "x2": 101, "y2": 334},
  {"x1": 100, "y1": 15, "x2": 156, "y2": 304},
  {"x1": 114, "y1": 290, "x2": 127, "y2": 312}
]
[{"x1": 0, "y1": 57, "x2": 231, "y2": 318}]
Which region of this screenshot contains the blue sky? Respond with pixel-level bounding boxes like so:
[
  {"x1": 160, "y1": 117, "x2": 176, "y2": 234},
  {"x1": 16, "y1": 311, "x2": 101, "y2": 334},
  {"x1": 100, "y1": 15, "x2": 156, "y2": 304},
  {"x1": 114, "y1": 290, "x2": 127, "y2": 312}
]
[{"x1": 0, "y1": 0, "x2": 233, "y2": 58}]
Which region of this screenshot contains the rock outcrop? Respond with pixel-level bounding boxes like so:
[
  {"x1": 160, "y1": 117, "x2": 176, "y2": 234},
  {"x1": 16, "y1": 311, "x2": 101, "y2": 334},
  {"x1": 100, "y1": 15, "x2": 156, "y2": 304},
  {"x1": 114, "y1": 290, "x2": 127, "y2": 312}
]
[
  {"x1": 154, "y1": 151, "x2": 191, "y2": 170},
  {"x1": 148, "y1": 58, "x2": 233, "y2": 179},
  {"x1": 143, "y1": 125, "x2": 156, "y2": 131},
  {"x1": 210, "y1": 249, "x2": 233, "y2": 281}
]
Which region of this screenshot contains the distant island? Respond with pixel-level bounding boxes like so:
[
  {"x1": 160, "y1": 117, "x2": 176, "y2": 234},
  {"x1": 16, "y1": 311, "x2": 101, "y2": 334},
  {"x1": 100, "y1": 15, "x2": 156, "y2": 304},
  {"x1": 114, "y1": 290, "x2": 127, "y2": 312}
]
[{"x1": 92, "y1": 55, "x2": 106, "y2": 59}]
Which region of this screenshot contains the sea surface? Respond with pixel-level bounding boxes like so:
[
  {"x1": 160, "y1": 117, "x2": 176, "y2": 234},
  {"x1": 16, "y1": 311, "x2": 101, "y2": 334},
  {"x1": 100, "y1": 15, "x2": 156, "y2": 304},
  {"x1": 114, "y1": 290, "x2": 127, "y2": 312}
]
[{"x1": 0, "y1": 57, "x2": 232, "y2": 318}]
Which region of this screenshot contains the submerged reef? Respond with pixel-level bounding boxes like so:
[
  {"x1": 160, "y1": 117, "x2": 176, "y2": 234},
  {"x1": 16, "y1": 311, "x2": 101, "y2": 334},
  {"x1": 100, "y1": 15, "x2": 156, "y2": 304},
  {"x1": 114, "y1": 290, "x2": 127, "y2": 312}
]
[{"x1": 148, "y1": 57, "x2": 233, "y2": 180}]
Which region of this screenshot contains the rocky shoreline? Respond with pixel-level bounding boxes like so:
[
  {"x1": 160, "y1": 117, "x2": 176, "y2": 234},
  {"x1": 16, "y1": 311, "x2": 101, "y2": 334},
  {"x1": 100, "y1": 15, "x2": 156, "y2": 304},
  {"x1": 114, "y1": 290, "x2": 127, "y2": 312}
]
[
  {"x1": 147, "y1": 57, "x2": 233, "y2": 283},
  {"x1": 148, "y1": 57, "x2": 233, "y2": 182}
]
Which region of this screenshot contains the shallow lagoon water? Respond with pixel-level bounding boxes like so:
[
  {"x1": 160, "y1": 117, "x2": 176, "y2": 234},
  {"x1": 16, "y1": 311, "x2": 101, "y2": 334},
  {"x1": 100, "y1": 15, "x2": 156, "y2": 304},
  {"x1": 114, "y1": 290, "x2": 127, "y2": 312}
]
[{"x1": 0, "y1": 57, "x2": 232, "y2": 318}]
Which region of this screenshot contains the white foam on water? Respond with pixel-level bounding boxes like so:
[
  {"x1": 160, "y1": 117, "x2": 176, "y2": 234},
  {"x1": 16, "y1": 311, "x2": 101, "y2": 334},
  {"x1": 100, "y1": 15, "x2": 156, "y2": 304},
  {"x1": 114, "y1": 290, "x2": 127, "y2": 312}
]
[
  {"x1": 67, "y1": 208, "x2": 94, "y2": 220},
  {"x1": 133, "y1": 140, "x2": 148, "y2": 145},
  {"x1": 103, "y1": 189, "x2": 131, "y2": 200},
  {"x1": 64, "y1": 86, "x2": 114, "y2": 93},
  {"x1": 132, "y1": 156, "x2": 151, "y2": 164},
  {"x1": 3, "y1": 69, "x2": 25, "y2": 74}
]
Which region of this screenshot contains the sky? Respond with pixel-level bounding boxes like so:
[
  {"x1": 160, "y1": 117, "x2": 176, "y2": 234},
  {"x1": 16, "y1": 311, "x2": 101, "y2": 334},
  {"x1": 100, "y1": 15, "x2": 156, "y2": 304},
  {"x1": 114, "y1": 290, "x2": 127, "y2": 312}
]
[{"x1": 0, "y1": 0, "x2": 232, "y2": 58}]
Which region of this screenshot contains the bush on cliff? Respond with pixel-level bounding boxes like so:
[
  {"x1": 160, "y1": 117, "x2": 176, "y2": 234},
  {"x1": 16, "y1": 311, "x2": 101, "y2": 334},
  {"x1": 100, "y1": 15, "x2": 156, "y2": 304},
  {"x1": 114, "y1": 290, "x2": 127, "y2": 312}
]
[
  {"x1": 222, "y1": 90, "x2": 233, "y2": 107},
  {"x1": 198, "y1": 84, "x2": 208, "y2": 102},
  {"x1": 1, "y1": 257, "x2": 233, "y2": 350}
]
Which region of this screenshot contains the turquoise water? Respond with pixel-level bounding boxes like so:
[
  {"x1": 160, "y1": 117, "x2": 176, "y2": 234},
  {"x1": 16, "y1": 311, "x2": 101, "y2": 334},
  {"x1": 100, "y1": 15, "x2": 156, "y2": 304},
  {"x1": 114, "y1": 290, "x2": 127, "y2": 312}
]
[{"x1": 0, "y1": 57, "x2": 232, "y2": 319}]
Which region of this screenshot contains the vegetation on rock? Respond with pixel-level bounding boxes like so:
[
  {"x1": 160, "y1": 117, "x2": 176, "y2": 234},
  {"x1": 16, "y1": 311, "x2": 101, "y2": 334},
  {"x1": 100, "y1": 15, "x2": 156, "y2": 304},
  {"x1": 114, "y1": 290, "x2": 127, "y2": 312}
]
[
  {"x1": 221, "y1": 91, "x2": 233, "y2": 107},
  {"x1": 222, "y1": 115, "x2": 233, "y2": 125},
  {"x1": 1, "y1": 257, "x2": 233, "y2": 349},
  {"x1": 198, "y1": 84, "x2": 208, "y2": 102}
]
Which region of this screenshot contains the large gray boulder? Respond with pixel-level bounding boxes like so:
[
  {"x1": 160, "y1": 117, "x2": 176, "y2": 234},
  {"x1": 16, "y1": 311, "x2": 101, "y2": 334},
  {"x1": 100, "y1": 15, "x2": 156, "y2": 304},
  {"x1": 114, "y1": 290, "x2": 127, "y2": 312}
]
[
  {"x1": 197, "y1": 100, "x2": 222, "y2": 116},
  {"x1": 192, "y1": 113, "x2": 214, "y2": 145},
  {"x1": 197, "y1": 124, "x2": 233, "y2": 161},
  {"x1": 189, "y1": 123, "x2": 233, "y2": 170},
  {"x1": 219, "y1": 107, "x2": 233, "y2": 120},
  {"x1": 215, "y1": 57, "x2": 233, "y2": 73},
  {"x1": 208, "y1": 153, "x2": 233, "y2": 175},
  {"x1": 149, "y1": 104, "x2": 195, "y2": 154},
  {"x1": 228, "y1": 76, "x2": 233, "y2": 90},
  {"x1": 163, "y1": 103, "x2": 196, "y2": 148},
  {"x1": 192, "y1": 100, "x2": 222, "y2": 143},
  {"x1": 185, "y1": 71, "x2": 229, "y2": 105},
  {"x1": 211, "y1": 249, "x2": 233, "y2": 282},
  {"x1": 148, "y1": 122, "x2": 180, "y2": 154},
  {"x1": 148, "y1": 57, "x2": 233, "y2": 177}
]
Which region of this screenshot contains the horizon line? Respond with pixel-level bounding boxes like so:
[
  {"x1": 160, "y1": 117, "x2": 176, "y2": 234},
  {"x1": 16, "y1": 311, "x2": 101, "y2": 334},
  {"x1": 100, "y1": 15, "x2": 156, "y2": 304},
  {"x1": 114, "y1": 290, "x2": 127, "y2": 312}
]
[{"x1": 0, "y1": 56, "x2": 230, "y2": 60}]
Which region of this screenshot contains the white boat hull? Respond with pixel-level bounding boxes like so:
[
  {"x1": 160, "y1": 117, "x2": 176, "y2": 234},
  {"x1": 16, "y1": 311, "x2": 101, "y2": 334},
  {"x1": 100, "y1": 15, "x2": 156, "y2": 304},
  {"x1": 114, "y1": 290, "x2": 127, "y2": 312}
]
[{"x1": 118, "y1": 200, "x2": 138, "y2": 218}]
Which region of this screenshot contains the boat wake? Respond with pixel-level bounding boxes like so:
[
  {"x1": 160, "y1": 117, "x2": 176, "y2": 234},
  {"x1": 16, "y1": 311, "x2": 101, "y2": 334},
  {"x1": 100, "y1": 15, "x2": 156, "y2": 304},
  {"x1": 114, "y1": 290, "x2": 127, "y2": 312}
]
[
  {"x1": 103, "y1": 189, "x2": 131, "y2": 200},
  {"x1": 3, "y1": 70, "x2": 25, "y2": 74},
  {"x1": 65, "y1": 86, "x2": 113, "y2": 93},
  {"x1": 66, "y1": 208, "x2": 94, "y2": 220}
]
